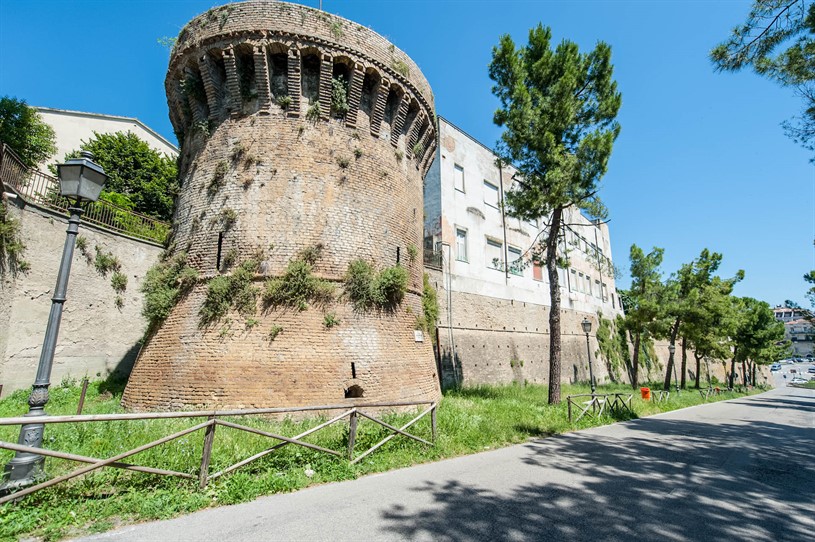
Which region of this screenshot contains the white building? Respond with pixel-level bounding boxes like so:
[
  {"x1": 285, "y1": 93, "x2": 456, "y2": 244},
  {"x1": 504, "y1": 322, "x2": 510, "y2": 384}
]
[
  {"x1": 423, "y1": 117, "x2": 624, "y2": 387},
  {"x1": 35, "y1": 107, "x2": 178, "y2": 172}
]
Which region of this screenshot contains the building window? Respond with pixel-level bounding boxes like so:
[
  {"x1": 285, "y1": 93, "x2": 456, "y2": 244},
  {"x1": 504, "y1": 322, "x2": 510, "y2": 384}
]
[
  {"x1": 602, "y1": 282, "x2": 608, "y2": 302},
  {"x1": 483, "y1": 180, "x2": 500, "y2": 208},
  {"x1": 486, "y1": 238, "x2": 503, "y2": 270},
  {"x1": 454, "y1": 164, "x2": 465, "y2": 192},
  {"x1": 578, "y1": 272, "x2": 586, "y2": 293},
  {"x1": 455, "y1": 228, "x2": 468, "y2": 262},
  {"x1": 508, "y1": 246, "x2": 523, "y2": 276},
  {"x1": 595, "y1": 279, "x2": 602, "y2": 299},
  {"x1": 570, "y1": 269, "x2": 577, "y2": 292}
]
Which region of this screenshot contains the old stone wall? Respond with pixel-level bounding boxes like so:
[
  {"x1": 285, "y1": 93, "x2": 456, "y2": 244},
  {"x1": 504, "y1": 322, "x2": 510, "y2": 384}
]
[
  {"x1": 427, "y1": 266, "x2": 773, "y2": 390},
  {"x1": 427, "y1": 268, "x2": 610, "y2": 388},
  {"x1": 0, "y1": 200, "x2": 162, "y2": 397},
  {"x1": 123, "y1": 1, "x2": 440, "y2": 410}
]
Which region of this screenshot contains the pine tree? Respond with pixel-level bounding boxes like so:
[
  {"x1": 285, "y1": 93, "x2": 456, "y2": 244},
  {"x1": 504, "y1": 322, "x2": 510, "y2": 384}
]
[{"x1": 489, "y1": 25, "x2": 621, "y2": 404}]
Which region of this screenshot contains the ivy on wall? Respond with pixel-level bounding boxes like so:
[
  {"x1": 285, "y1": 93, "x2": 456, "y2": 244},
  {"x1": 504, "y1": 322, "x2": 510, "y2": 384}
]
[{"x1": 0, "y1": 198, "x2": 29, "y2": 275}]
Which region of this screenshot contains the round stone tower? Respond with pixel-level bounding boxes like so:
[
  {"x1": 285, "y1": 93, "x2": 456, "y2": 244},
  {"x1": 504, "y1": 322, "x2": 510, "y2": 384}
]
[{"x1": 122, "y1": 1, "x2": 440, "y2": 410}]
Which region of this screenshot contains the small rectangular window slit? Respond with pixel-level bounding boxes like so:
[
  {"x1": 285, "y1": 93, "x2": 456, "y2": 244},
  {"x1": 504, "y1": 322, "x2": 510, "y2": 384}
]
[
  {"x1": 351, "y1": 362, "x2": 356, "y2": 379},
  {"x1": 216, "y1": 232, "x2": 224, "y2": 270}
]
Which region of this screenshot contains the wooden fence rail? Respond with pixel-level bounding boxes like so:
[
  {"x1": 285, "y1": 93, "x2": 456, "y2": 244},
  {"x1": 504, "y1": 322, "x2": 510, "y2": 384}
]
[{"x1": 0, "y1": 401, "x2": 437, "y2": 505}]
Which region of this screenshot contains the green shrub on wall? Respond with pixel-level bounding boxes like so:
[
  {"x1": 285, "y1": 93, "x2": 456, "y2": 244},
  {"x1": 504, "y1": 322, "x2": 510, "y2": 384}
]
[
  {"x1": 344, "y1": 259, "x2": 408, "y2": 311},
  {"x1": 418, "y1": 273, "x2": 439, "y2": 342},
  {"x1": 141, "y1": 252, "x2": 198, "y2": 331},
  {"x1": 262, "y1": 257, "x2": 335, "y2": 311},
  {"x1": 0, "y1": 198, "x2": 29, "y2": 274},
  {"x1": 200, "y1": 258, "x2": 260, "y2": 327}
]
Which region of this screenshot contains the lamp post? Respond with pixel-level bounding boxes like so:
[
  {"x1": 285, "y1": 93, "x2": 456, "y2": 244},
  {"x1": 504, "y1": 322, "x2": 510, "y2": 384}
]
[
  {"x1": 581, "y1": 317, "x2": 595, "y2": 394},
  {"x1": 668, "y1": 343, "x2": 679, "y2": 393},
  {"x1": 1, "y1": 151, "x2": 107, "y2": 492}
]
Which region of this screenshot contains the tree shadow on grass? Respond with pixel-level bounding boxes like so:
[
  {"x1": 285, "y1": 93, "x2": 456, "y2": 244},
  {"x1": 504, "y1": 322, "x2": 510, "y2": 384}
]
[{"x1": 380, "y1": 391, "x2": 815, "y2": 541}]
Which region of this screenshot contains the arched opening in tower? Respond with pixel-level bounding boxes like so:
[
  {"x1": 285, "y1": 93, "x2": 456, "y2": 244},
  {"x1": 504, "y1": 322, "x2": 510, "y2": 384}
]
[
  {"x1": 301, "y1": 50, "x2": 321, "y2": 107},
  {"x1": 267, "y1": 43, "x2": 289, "y2": 101},
  {"x1": 234, "y1": 44, "x2": 257, "y2": 113},
  {"x1": 359, "y1": 68, "x2": 380, "y2": 131},
  {"x1": 331, "y1": 57, "x2": 352, "y2": 119}
]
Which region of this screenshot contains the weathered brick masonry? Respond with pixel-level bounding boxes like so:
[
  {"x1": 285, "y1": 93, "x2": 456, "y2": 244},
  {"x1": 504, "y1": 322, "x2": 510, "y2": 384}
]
[
  {"x1": 426, "y1": 268, "x2": 609, "y2": 389},
  {"x1": 123, "y1": 1, "x2": 440, "y2": 410}
]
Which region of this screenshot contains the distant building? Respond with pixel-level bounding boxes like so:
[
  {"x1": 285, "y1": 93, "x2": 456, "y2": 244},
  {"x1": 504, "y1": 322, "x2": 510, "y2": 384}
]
[
  {"x1": 34, "y1": 107, "x2": 178, "y2": 172},
  {"x1": 772, "y1": 306, "x2": 812, "y2": 323},
  {"x1": 423, "y1": 117, "x2": 624, "y2": 388}
]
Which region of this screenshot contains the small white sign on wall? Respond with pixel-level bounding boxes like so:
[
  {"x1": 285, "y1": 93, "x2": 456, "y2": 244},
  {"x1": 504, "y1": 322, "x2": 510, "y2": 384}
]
[{"x1": 414, "y1": 330, "x2": 424, "y2": 342}]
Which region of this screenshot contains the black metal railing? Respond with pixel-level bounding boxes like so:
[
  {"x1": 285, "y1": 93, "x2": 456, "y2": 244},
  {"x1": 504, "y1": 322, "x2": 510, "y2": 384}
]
[{"x1": 0, "y1": 143, "x2": 170, "y2": 244}]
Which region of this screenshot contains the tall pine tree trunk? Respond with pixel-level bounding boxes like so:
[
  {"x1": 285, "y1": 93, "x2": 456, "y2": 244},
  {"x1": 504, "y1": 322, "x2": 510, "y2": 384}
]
[
  {"x1": 545, "y1": 207, "x2": 564, "y2": 404},
  {"x1": 680, "y1": 339, "x2": 687, "y2": 389},
  {"x1": 742, "y1": 360, "x2": 748, "y2": 386},
  {"x1": 694, "y1": 352, "x2": 702, "y2": 388},
  {"x1": 663, "y1": 318, "x2": 681, "y2": 390},
  {"x1": 632, "y1": 332, "x2": 641, "y2": 389}
]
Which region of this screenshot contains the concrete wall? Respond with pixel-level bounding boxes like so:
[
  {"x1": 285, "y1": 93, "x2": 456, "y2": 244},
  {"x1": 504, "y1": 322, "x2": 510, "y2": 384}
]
[{"x1": 0, "y1": 199, "x2": 163, "y2": 397}]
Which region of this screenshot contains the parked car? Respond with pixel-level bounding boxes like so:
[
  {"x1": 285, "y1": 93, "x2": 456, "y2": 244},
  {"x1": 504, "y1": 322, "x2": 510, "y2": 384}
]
[
  {"x1": 771, "y1": 363, "x2": 782, "y2": 371},
  {"x1": 789, "y1": 377, "x2": 808, "y2": 384},
  {"x1": 808, "y1": 366, "x2": 815, "y2": 373}
]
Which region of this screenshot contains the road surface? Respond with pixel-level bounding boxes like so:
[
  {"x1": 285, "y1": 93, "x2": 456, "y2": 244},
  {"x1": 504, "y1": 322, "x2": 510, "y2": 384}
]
[{"x1": 80, "y1": 386, "x2": 815, "y2": 542}]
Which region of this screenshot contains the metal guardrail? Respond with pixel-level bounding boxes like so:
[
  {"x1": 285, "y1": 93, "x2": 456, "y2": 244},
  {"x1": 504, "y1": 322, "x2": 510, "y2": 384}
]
[
  {"x1": 0, "y1": 400, "x2": 437, "y2": 504},
  {"x1": 0, "y1": 143, "x2": 170, "y2": 244}
]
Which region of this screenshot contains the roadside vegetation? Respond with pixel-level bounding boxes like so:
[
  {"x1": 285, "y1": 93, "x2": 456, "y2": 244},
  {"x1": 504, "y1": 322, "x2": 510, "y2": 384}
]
[{"x1": 0, "y1": 378, "x2": 763, "y2": 541}]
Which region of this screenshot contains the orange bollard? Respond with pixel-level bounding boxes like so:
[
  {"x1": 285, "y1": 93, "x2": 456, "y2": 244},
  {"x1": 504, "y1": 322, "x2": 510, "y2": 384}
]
[{"x1": 640, "y1": 387, "x2": 651, "y2": 400}]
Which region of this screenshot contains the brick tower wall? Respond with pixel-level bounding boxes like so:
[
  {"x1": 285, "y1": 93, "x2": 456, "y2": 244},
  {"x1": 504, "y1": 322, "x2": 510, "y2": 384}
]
[{"x1": 122, "y1": 1, "x2": 440, "y2": 410}]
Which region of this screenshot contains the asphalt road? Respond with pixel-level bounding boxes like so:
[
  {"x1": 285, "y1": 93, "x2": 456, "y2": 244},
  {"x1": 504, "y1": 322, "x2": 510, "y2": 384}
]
[{"x1": 80, "y1": 386, "x2": 815, "y2": 542}]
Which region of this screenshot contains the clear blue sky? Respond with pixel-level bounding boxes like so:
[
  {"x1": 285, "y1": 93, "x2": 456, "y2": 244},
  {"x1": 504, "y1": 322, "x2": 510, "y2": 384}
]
[{"x1": 1, "y1": 0, "x2": 812, "y2": 307}]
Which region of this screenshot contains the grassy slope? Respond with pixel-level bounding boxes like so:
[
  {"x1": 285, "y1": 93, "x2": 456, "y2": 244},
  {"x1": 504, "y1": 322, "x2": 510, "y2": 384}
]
[{"x1": 0, "y1": 379, "x2": 762, "y2": 541}]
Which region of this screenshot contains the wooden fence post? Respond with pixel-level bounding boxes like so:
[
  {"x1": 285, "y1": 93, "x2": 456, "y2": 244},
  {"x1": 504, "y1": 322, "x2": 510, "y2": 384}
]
[
  {"x1": 347, "y1": 410, "x2": 358, "y2": 461},
  {"x1": 198, "y1": 417, "x2": 216, "y2": 489},
  {"x1": 76, "y1": 378, "x2": 89, "y2": 415},
  {"x1": 431, "y1": 404, "x2": 437, "y2": 443},
  {"x1": 567, "y1": 398, "x2": 572, "y2": 422}
]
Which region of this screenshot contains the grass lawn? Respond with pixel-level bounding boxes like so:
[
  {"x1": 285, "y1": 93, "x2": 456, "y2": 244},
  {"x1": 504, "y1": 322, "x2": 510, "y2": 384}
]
[{"x1": 0, "y1": 378, "x2": 763, "y2": 541}]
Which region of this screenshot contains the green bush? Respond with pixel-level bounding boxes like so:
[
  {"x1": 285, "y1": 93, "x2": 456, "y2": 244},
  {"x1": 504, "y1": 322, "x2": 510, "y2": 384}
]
[
  {"x1": 345, "y1": 259, "x2": 408, "y2": 311},
  {"x1": 60, "y1": 131, "x2": 178, "y2": 221},
  {"x1": 345, "y1": 259, "x2": 376, "y2": 310},
  {"x1": 420, "y1": 273, "x2": 439, "y2": 341},
  {"x1": 323, "y1": 312, "x2": 340, "y2": 329},
  {"x1": 276, "y1": 95, "x2": 292, "y2": 110},
  {"x1": 0, "y1": 198, "x2": 29, "y2": 274},
  {"x1": 110, "y1": 271, "x2": 128, "y2": 293},
  {"x1": 331, "y1": 76, "x2": 349, "y2": 118},
  {"x1": 262, "y1": 258, "x2": 335, "y2": 310},
  {"x1": 140, "y1": 252, "x2": 199, "y2": 331},
  {"x1": 94, "y1": 247, "x2": 121, "y2": 275},
  {"x1": 372, "y1": 266, "x2": 408, "y2": 309},
  {"x1": 306, "y1": 101, "x2": 322, "y2": 122},
  {"x1": 199, "y1": 259, "x2": 260, "y2": 327}
]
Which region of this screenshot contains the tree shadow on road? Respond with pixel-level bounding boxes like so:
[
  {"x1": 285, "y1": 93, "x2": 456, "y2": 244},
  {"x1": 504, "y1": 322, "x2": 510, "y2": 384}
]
[{"x1": 380, "y1": 392, "x2": 815, "y2": 541}]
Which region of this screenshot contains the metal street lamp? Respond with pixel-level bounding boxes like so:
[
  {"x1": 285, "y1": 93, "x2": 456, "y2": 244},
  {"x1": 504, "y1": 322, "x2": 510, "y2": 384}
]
[
  {"x1": 668, "y1": 343, "x2": 679, "y2": 393},
  {"x1": 581, "y1": 317, "x2": 595, "y2": 394},
  {"x1": 1, "y1": 151, "x2": 107, "y2": 493}
]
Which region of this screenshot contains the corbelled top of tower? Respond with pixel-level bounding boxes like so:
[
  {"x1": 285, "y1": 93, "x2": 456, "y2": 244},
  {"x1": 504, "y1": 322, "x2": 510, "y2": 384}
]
[{"x1": 169, "y1": 1, "x2": 434, "y2": 114}]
